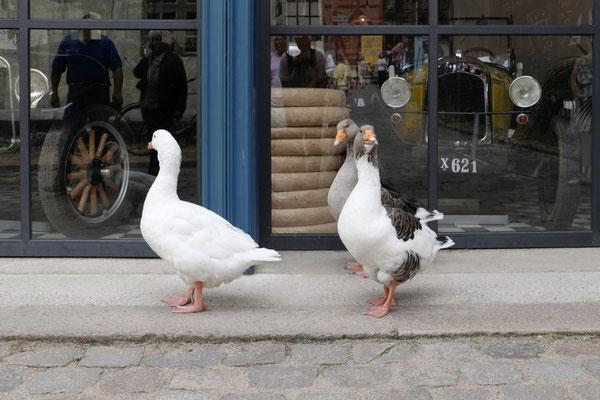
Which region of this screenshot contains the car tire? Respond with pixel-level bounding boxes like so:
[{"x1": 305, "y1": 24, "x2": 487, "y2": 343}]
[
  {"x1": 538, "y1": 115, "x2": 581, "y2": 230},
  {"x1": 38, "y1": 105, "x2": 133, "y2": 238},
  {"x1": 117, "y1": 103, "x2": 151, "y2": 156}
]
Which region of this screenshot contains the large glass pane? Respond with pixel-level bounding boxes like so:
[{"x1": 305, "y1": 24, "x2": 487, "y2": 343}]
[
  {"x1": 442, "y1": 0, "x2": 592, "y2": 25},
  {"x1": 0, "y1": 1, "x2": 17, "y2": 18},
  {"x1": 30, "y1": 0, "x2": 196, "y2": 19},
  {"x1": 270, "y1": 0, "x2": 429, "y2": 25},
  {"x1": 270, "y1": 34, "x2": 428, "y2": 234},
  {"x1": 30, "y1": 29, "x2": 198, "y2": 239},
  {"x1": 0, "y1": 29, "x2": 19, "y2": 238},
  {"x1": 437, "y1": 35, "x2": 591, "y2": 233}
]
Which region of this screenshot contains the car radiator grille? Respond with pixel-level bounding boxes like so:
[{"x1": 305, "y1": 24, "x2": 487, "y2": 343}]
[{"x1": 439, "y1": 73, "x2": 485, "y2": 113}]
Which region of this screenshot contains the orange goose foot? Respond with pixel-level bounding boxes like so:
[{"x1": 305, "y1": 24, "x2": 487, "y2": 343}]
[
  {"x1": 162, "y1": 286, "x2": 194, "y2": 307},
  {"x1": 172, "y1": 282, "x2": 206, "y2": 314}
]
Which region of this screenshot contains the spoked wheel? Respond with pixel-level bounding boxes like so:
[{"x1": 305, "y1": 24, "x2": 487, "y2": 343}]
[
  {"x1": 537, "y1": 116, "x2": 581, "y2": 230},
  {"x1": 38, "y1": 105, "x2": 133, "y2": 238}
]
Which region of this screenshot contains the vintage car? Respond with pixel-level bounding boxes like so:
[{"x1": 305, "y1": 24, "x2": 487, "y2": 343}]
[{"x1": 377, "y1": 40, "x2": 582, "y2": 230}]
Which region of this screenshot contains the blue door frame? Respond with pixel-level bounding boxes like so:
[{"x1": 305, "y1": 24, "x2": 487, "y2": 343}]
[{"x1": 202, "y1": 0, "x2": 257, "y2": 238}]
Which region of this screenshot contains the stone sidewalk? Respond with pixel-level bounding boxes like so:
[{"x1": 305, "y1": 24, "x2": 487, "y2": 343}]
[
  {"x1": 2, "y1": 249, "x2": 600, "y2": 341},
  {"x1": 1, "y1": 335, "x2": 599, "y2": 399}
]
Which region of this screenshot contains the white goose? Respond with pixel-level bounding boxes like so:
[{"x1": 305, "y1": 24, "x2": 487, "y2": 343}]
[
  {"x1": 329, "y1": 119, "x2": 444, "y2": 278},
  {"x1": 337, "y1": 125, "x2": 454, "y2": 318},
  {"x1": 140, "y1": 129, "x2": 281, "y2": 313}
]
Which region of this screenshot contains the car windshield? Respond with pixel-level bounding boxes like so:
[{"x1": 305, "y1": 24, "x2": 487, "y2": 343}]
[{"x1": 439, "y1": 35, "x2": 512, "y2": 69}]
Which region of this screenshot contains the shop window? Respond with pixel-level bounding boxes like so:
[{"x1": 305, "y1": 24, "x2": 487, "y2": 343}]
[
  {"x1": 0, "y1": 29, "x2": 19, "y2": 238},
  {"x1": 271, "y1": 0, "x2": 429, "y2": 25},
  {"x1": 441, "y1": 0, "x2": 593, "y2": 25},
  {"x1": 268, "y1": 33, "x2": 593, "y2": 236},
  {"x1": 30, "y1": 0, "x2": 195, "y2": 19},
  {"x1": 436, "y1": 35, "x2": 592, "y2": 232},
  {"x1": 30, "y1": 29, "x2": 198, "y2": 239},
  {"x1": 0, "y1": 0, "x2": 17, "y2": 18},
  {"x1": 269, "y1": 34, "x2": 428, "y2": 234}
]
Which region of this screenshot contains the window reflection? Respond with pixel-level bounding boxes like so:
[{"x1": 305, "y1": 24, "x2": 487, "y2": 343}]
[
  {"x1": 437, "y1": 35, "x2": 592, "y2": 232},
  {"x1": 0, "y1": 0, "x2": 17, "y2": 18},
  {"x1": 30, "y1": 29, "x2": 198, "y2": 239},
  {"x1": 269, "y1": 33, "x2": 593, "y2": 235},
  {"x1": 30, "y1": 0, "x2": 196, "y2": 19},
  {"x1": 270, "y1": 35, "x2": 428, "y2": 234},
  {"x1": 442, "y1": 0, "x2": 592, "y2": 25},
  {"x1": 270, "y1": 0, "x2": 429, "y2": 25},
  {"x1": 0, "y1": 29, "x2": 19, "y2": 238}
]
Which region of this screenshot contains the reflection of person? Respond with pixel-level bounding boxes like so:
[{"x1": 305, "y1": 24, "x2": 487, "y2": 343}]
[
  {"x1": 375, "y1": 52, "x2": 388, "y2": 87},
  {"x1": 357, "y1": 55, "x2": 368, "y2": 88},
  {"x1": 271, "y1": 36, "x2": 287, "y2": 89},
  {"x1": 332, "y1": 54, "x2": 350, "y2": 95},
  {"x1": 279, "y1": 35, "x2": 327, "y2": 88},
  {"x1": 570, "y1": 52, "x2": 593, "y2": 184},
  {"x1": 325, "y1": 47, "x2": 336, "y2": 79},
  {"x1": 50, "y1": 13, "x2": 123, "y2": 123},
  {"x1": 134, "y1": 30, "x2": 188, "y2": 176},
  {"x1": 391, "y1": 35, "x2": 409, "y2": 74}
]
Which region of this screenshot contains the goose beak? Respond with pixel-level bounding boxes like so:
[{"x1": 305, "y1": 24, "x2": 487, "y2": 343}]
[
  {"x1": 148, "y1": 142, "x2": 154, "y2": 150},
  {"x1": 363, "y1": 129, "x2": 378, "y2": 145},
  {"x1": 333, "y1": 129, "x2": 347, "y2": 146}
]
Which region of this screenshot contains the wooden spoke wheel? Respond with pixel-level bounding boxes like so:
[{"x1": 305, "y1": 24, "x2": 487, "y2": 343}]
[
  {"x1": 64, "y1": 121, "x2": 129, "y2": 223},
  {"x1": 38, "y1": 105, "x2": 133, "y2": 238}
]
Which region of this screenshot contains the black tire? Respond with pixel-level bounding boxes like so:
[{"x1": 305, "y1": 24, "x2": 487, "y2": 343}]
[
  {"x1": 117, "y1": 103, "x2": 150, "y2": 156},
  {"x1": 38, "y1": 105, "x2": 133, "y2": 238},
  {"x1": 538, "y1": 116, "x2": 581, "y2": 230}
]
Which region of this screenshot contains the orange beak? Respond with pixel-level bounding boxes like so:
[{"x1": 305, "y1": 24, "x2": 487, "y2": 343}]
[
  {"x1": 363, "y1": 129, "x2": 376, "y2": 143},
  {"x1": 333, "y1": 129, "x2": 347, "y2": 146},
  {"x1": 147, "y1": 142, "x2": 154, "y2": 150}
]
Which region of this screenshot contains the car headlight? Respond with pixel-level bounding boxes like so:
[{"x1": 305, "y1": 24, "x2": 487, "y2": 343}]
[
  {"x1": 15, "y1": 69, "x2": 49, "y2": 108},
  {"x1": 509, "y1": 76, "x2": 541, "y2": 108},
  {"x1": 381, "y1": 77, "x2": 411, "y2": 108}
]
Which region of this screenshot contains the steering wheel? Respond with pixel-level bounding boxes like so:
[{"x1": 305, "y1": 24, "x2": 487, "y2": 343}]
[{"x1": 463, "y1": 47, "x2": 496, "y2": 59}]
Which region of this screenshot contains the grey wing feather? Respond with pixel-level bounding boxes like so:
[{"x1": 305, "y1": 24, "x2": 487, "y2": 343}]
[
  {"x1": 380, "y1": 186, "x2": 420, "y2": 215},
  {"x1": 385, "y1": 206, "x2": 422, "y2": 241},
  {"x1": 390, "y1": 251, "x2": 421, "y2": 283}
]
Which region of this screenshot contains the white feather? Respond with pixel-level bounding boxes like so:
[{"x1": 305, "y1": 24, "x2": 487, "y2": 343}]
[
  {"x1": 338, "y1": 147, "x2": 453, "y2": 287},
  {"x1": 141, "y1": 130, "x2": 280, "y2": 289}
]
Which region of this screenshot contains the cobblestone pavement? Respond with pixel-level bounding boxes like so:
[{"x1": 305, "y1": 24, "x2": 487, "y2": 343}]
[{"x1": 1, "y1": 335, "x2": 599, "y2": 399}]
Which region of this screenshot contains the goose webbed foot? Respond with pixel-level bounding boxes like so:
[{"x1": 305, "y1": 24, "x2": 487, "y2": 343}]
[
  {"x1": 162, "y1": 287, "x2": 194, "y2": 306},
  {"x1": 345, "y1": 262, "x2": 363, "y2": 272},
  {"x1": 364, "y1": 304, "x2": 392, "y2": 318},
  {"x1": 364, "y1": 283, "x2": 397, "y2": 318},
  {"x1": 346, "y1": 262, "x2": 368, "y2": 278},
  {"x1": 171, "y1": 282, "x2": 206, "y2": 314}
]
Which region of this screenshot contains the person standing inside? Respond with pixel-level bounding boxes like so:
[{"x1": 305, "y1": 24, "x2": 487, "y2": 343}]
[
  {"x1": 332, "y1": 53, "x2": 350, "y2": 96},
  {"x1": 375, "y1": 52, "x2": 388, "y2": 87},
  {"x1": 134, "y1": 30, "x2": 188, "y2": 176},
  {"x1": 50, "y1": 13, "x2": 123, "y2": 125},
  {"x1": 357, "y1": 54, "x2": 368, "y2": 88},
  {"x1": 271, "y1": 36, "x2": 287, "y2": 89},
  {"x1": 569, "y1": 52, "x2": 593, "y2": 184},
  {"x1": 279, "y1": 35, "x2": 327, "y2": 88},
  {"x1": 391, "y1": 35, "x2": 409, "y2": 74}
]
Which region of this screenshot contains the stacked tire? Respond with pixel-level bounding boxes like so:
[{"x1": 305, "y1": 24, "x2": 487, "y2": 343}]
[{"x1": 271, "y1": 88, "x2": 348, "y2": 233}]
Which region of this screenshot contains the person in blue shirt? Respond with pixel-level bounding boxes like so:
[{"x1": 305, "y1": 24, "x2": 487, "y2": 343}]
[{"x1": 50, "y1": 14, "x2": 123, "y2": 123}]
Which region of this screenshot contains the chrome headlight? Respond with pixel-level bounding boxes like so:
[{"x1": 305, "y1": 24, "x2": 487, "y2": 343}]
[
  {"x1": 509, "y1": 76, "x2": 541, "y2": 108},
  {"x1": 15, "y1": 69, "x2": 50, "y2": 108},
  {"x1": 381, "y1": 77, "x2": 411, "y2": 108}
]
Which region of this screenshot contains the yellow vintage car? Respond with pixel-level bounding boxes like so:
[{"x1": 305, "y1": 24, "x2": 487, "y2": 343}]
[{"x1": 378, "y1": 44, "x2": 582, "y2": 230}]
